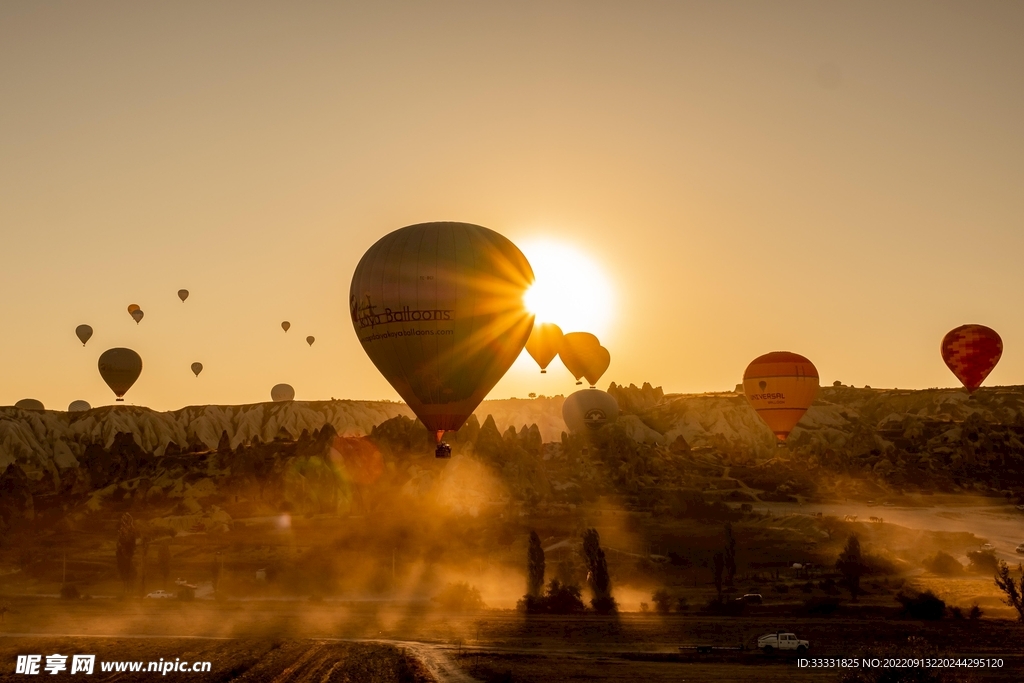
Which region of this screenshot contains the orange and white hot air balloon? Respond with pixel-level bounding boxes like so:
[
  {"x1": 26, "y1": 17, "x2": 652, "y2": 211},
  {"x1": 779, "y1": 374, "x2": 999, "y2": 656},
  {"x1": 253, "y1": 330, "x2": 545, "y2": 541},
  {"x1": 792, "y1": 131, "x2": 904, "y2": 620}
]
[
  {"x1": 743, "y1": 351, "x2": 819, "y2": 443},
  {"x1": 525, "y1": 322, "x2": 563, "y2": 373},
  {"x1": 941, "y1": 324, "x2": 1002, "y2": 394}
]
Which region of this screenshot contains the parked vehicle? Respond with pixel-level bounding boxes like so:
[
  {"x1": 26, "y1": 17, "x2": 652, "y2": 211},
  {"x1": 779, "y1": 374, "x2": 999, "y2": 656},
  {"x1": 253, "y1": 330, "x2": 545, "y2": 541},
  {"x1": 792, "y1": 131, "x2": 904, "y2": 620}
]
[
  {"x1": 757, "y1": 632, "x2": 809, "y2": 654},
  {"x1": 736, "y1": 593, "x2": 763, "y2": 604},
  {"x1": 145, "y1": 590, "x2": 174, "y2": 599},
  {"x1": 981, "y1": 543, "x2": 995, "y2": 551},
  {"x1": 1015, "y1": 543, "x2": 1024, "y2": 555}
]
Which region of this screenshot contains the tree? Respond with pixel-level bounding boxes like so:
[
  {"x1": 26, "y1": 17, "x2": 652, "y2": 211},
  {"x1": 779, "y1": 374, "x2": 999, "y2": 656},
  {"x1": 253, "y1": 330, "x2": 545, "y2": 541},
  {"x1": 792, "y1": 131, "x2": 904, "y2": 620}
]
[
  {"x1": 583, "y1": 528, "x2": 616, "y2": 614},
  {"x1": 836, "y1": 535, "x2": 865, "y2": 601},
  {"x1": 527, "y1": 531, "x2": 545, "y2": 598},
  {"x1": 651, "y1": 588, "x2": 673, "y2": 614},
  {"x1": 820, "y1": 515, "x2": 842, "y2": 541},
  {"x1": 712, "y1": 552, "x2": 724, "y2": 602},
  {"x1": 723, "y1": 523, "x2": 736, "y2": 585},
  {"x1": 158, "y1": 544, "x2": 171, "y2": 588},
  {"x1": 994, "y1": 561, "x2": 1024, "y2": 622},
  {"x1": 115, "y1": 513, "x2": 137, "y2": 595}
]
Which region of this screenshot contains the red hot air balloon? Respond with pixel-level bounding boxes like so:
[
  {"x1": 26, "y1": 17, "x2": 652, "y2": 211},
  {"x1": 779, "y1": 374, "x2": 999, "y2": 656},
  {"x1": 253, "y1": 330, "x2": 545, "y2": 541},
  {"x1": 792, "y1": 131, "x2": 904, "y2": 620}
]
[{"x1": 941, "y1": 324, "x2": 1002, "y2": 393}]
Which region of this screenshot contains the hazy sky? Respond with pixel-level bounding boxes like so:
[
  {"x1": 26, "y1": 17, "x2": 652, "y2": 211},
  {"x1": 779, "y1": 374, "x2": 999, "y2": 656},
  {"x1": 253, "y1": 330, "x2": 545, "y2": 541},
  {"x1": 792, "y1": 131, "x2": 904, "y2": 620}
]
[{"x1": 2, "y1": 1, "x2": 1023, "y2": 411}]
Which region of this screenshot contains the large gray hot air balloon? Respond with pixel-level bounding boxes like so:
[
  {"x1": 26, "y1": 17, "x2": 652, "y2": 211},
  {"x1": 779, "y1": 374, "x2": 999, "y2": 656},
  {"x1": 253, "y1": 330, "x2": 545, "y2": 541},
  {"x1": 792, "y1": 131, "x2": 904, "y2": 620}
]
[
  {"x1": 191, "y1": 362, "x2": 203, "y2": 377},
  {"x1": 68, "y1": 400, "x2": 91, "y2": 412},
  {"x1": 75, "y1": 324, "x2": 93, "y2": 346},
  {"x1": 178, "y1": 289, "x2": 189, "y2": 303},
  {"x1": 271, "y1": 383, "x2": 295, "y2": 402},
  {"x1": 15, "y1": 398, "x2": 44, "y2": 411},
  {"x1": 350, "y1": 222, "x2": 534, "y2": 457},
  {"x1": 98, "y1": 348, "x2": 143, "y2": 401},
  {"x1": 562, "y1": 389, "x2": 619, "y2": 433}
]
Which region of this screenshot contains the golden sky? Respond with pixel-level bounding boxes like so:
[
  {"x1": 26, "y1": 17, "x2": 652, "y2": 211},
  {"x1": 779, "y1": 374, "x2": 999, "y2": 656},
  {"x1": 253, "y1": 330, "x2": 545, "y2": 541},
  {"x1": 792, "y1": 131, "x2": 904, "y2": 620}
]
[{"x1": 2, "y1": 1, "x2": 1023, "y2": 410}]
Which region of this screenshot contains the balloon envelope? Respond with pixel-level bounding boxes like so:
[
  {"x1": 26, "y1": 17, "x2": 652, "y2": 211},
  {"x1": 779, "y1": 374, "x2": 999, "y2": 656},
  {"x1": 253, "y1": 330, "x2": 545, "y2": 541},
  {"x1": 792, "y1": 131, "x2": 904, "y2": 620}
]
[
  {"x1": 271, "y1": 383, "x2": 295, "y2": 402},
  {"x1": 75, "y1": 324, "x2": 93, "y2": 346},
  {"x1": 191, "y1": 362, "x2": 203, "y2": 377},
  {"x1": 68, "y1": 400, "x2": 91, "y2": 413},
  {"x1": 562, "y1": 389, "x2": 619, "y2": 433},
  {"x1": 178, "y1": 289, "x2": 189, "y2": 302},
  {"x1": 306, "y1": 336, "x2": 315, "y2": 346},
  {"x1": 525, "y1": 322, "x2": 563, "y2": 373},
  {"x1": 350, "y1": 221, "x2": 534, "y2": 442},
  {"x1": 15, "y1": 398, "x2": 44, "y2": 411},
  {"x1": 131, "y1": 309, "x2": 144, "y2": 324},
  {"x1": 941, "y1": 324, "x2": 1002, "y2": 393},
  {"x1": 743, "y1": 351, "x2": 819, "y2": 442},
  {"x1": 98, "y1": 347, "x2": 143, "y2": 401},
  {"x1": 559, "y1": 332, "x2": 604, "y2": 385},
  {"x1": 127, "y1": 304, "x2": 140, "y2": 314},
  {"x1": 281, "y1": 321, "x2": 290, "y2": 332}
]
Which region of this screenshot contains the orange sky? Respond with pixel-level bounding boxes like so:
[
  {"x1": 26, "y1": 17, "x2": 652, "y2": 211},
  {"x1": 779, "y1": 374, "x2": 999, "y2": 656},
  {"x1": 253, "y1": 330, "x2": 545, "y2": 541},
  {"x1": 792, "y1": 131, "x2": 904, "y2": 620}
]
[{"x1": 2, "y1": 1, "x2": 1023, "y2": 411}]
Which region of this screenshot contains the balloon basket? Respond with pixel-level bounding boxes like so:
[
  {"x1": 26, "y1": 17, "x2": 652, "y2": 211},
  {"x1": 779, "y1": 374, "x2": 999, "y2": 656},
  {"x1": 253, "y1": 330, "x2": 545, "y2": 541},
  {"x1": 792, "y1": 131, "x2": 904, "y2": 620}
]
[
  {"x1": 116, "y1": 398, "x2": 124, "y2": 402},
  {"x1": 540, "y1": 369, "x2": 546, "y2": 374},
  {"x1": 435, "y1": 442, "x2": 452, "y2": 459}
]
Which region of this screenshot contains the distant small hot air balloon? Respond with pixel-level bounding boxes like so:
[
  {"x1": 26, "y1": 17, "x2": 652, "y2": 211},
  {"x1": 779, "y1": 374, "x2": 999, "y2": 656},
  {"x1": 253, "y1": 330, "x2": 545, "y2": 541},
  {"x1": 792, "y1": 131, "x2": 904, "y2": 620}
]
[
  {"x1": 131, "y1": 309, "x2": 144, "y2": 324},
  {"x1": 15, "y1": 398, "x2": 44, "y2": 411},
  {"x1": 191, "y1": 362, "x2": 203, "y2": 377},
  {"x1": 306, "y1": 336, "x2": 315, "y2": 346},
  {"x1": 350, "y1": 222, "x2": 534, "y2": 458},
  {"x1": 271, "y1": 383, "x2": 295, "y2": 402},
  {"x1": 941, "y1": 324, "x2": 1002, "y2": 394},
  {"x1": 127, "y1": 304, "x2": 140, "y2": 314},
  {"x1": 525, "y1": 322, "x2": 563, "y2": 373},
  {"x1": 281, "y1": 321, "x2": 291, "y2": 332},
  {"x1": 178, "y1": 289, "x2": 189, "y2": 302},
  {"x1": 743, "y1": 351, "x2": 819, "y2": 443},
  {"x1": 562, "y1": 389, "x2": 619, "y2": 433},
  {"x1": 68, "y1": 400, "x2": 91, "y2": 413},
  {"x1": 98, "y1": 347, "x2": 143, "y2": 401},
  {"x1": 75, "y1": 324, "x2": 93, "y2": 346}
]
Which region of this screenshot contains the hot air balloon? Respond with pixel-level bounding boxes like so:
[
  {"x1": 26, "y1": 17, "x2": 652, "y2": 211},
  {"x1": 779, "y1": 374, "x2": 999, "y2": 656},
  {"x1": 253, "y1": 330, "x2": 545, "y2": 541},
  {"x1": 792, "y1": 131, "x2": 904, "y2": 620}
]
[
  {"x1": 350, "y1": 221, "x2": 534, "y2": 458},
  {"x1": 178, "y1": 289, "x2": 189, "y2": 302},
  {"x1": 306, "y1": 336, "x2": 315, "y2": 346},
  {"x1": 271, "y1": 383, "x2": 295, "y2": 402},
  {"x1": 75, "y1": 324, "x2": 93, "y2": 346},
  {"x1": 68, "y1": 400, "x2": 91, "y2": 413},
  {"x1": 560, "y1": 333, "x2": 610, "y2": 386},
  {"x1": 281, "y1": 321, "x2": 290, "y2": 332},
  {"x1": 131, "y1": 309, "x2": 144, "y2": 324},
  {"x1": 191, "y1": 362, "x2": 203, "y2": 377},
  {"x1": 562, "y1": 388, "x2": 619, "y2": 433},
  {"x1": 525, "y1": 322, "x2": 563, "y2": 373},
  {"x1": 15, "y1": 398, "x2": 44, "y2": 411},
  {"x1": 98, "y1": 347, "x2": 143, "y2": 401},
  {"x1": 127, "y1": 304, "x2": 140, "y2": 314},
  {"x1": 742, "y1": 351, "x2": 819, "y2": 443},
  {"x1": 941, "y1": 324, "x2": 1002, "y2": 394}
]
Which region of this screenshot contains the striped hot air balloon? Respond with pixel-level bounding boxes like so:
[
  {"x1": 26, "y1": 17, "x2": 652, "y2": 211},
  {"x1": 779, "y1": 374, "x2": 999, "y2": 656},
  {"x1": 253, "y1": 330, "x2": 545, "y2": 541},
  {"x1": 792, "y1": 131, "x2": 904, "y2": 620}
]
[{"x1": 743, "y1": 351, "x2": 819, "y2": 443}]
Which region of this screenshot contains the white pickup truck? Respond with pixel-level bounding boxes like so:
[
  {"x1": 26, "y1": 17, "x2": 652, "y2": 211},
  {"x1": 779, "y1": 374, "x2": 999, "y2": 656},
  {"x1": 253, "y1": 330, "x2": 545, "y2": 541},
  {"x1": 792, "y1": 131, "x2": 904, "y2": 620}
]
[{"x1": 757, "y1": 632, "x2": 809, "y2": 654}]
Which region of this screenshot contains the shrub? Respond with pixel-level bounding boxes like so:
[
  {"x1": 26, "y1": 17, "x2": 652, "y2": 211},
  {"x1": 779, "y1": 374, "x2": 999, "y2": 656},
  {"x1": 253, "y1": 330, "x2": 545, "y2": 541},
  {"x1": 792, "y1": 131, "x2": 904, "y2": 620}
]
[
  {"x1": 818, "y1": 578, "x2": 840, "y2": 595},
  {"x1": 923, "y1": 551, "x2": 964, "y2": 576},
  {"x1": 969, "y1": 604, "x2": 983, "y2": 620},
  {"x1": 675, "y1": 597, "x2": 689, "y2": 612},
  {"x1": 896, "y1": 589, "x2": 945, "y2": 620},
  {"x1": 967, "y1": 550, "x2": 998, "y2": 575},
  {"x1": 177, "y1": 587, "x2": 195, "y2": 601},
  {"x1": 639, "y1": 602, "x2": 650, "y2": 613},
  {"x1": 651, "y1": 588, "x2": 673, "y2": 614},
  {"x1": 433, "y1": 582, "x2": 485, "y2": 612}
]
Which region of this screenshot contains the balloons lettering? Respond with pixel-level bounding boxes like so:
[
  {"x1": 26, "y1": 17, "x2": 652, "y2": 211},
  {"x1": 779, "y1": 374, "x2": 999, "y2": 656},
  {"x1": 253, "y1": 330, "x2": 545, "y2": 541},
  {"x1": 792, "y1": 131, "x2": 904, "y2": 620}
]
[
  {"x1": 525, "y1": 322, "x2": 563, "y2": 373},
  {"x1": 941, "y1": 324, "x2": 1002, "y2": 393},
  {"x1": 350, "y1": 221, "x2": 533, "y2": 455},
  {"x1": 743, "y1": 351, "x2": 819, "y2": 443},
  {"x1": 98, "y1": 347, "x2": 143, "y2": 401}
]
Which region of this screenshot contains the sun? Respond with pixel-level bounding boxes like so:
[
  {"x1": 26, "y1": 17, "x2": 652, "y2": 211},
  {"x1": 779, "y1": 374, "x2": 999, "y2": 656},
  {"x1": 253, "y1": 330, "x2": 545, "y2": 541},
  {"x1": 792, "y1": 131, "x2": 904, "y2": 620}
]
[{"x1": 521, "y1": 239, "x2": 614, "y2": 339}]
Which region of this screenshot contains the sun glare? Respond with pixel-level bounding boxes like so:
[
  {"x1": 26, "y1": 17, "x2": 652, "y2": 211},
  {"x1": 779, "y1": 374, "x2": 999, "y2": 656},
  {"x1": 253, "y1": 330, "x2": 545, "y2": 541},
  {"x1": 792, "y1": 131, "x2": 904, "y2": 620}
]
[{"x1": 521, "y1": 240, "x2": 614, "y2": 339}]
